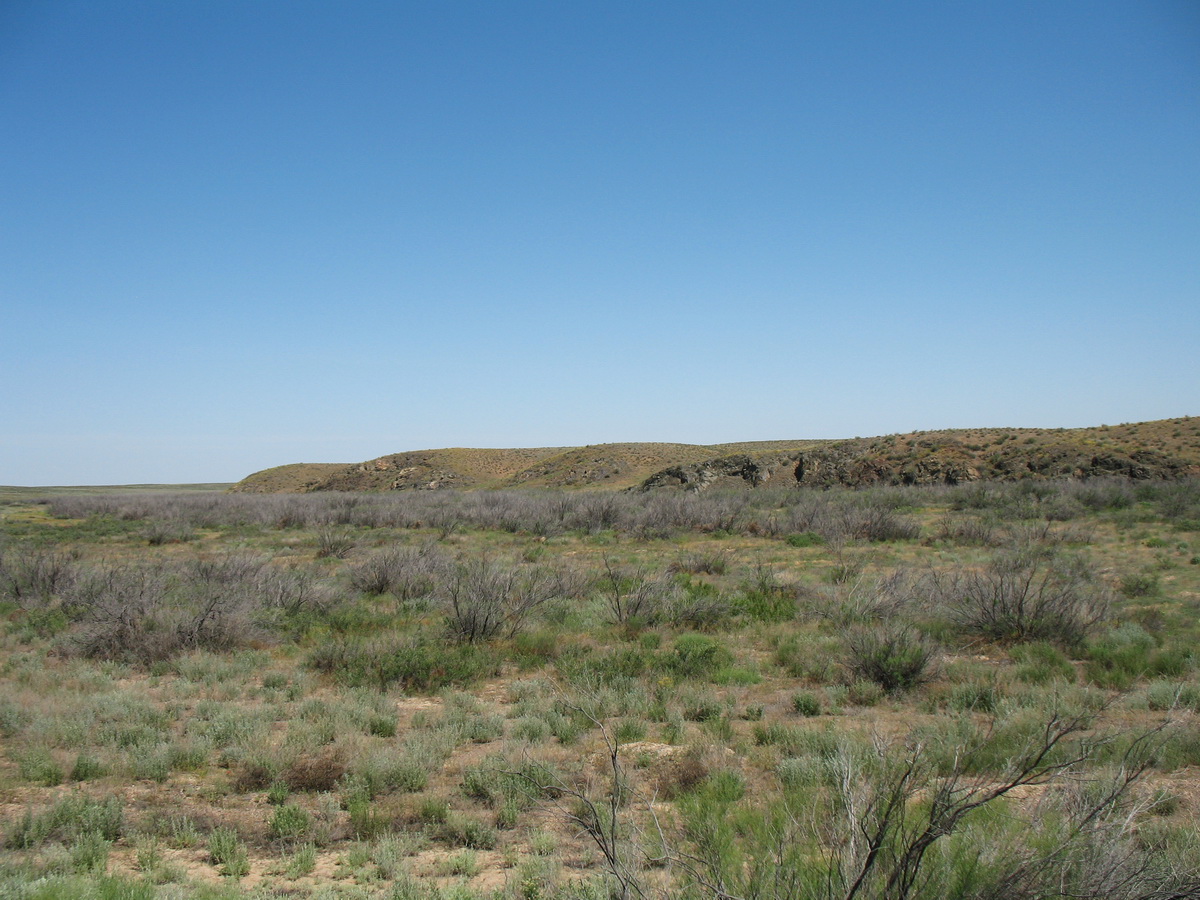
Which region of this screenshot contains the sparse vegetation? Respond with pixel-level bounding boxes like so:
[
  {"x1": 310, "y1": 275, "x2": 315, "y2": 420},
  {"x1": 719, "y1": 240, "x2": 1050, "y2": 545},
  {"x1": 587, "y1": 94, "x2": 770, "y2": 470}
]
[{"x1": 2, "y1": 466, "x2": 1199, "y2": 897}]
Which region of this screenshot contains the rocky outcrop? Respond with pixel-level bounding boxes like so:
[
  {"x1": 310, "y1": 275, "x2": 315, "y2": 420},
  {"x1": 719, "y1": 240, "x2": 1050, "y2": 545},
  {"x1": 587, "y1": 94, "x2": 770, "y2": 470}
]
[
  {"x1": 638, "y1": 454, "x2": 799, "y2": 491},
  {"x1": 638, "y1": 440, "x2": 1194, "y2": 493}
]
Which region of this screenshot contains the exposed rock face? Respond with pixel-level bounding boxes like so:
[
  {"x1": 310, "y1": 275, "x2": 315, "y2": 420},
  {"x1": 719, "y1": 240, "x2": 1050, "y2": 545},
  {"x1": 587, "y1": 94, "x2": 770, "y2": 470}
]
[
  {"x1": 794, "y1": 445, "x2": 981, "y2": 487},
  {"x1": 639, "y1": 454, "x2": 798, "y2": 491},
  {"x1": 638, "y1": 440, "x2": 1194, "y2": 492}
]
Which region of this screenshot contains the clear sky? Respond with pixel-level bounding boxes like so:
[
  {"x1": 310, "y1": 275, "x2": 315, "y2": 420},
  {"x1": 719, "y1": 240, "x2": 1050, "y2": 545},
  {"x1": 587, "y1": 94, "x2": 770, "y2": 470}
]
[{"x1": 2, "y1": 1, "x2": 1198, "y2": 485}]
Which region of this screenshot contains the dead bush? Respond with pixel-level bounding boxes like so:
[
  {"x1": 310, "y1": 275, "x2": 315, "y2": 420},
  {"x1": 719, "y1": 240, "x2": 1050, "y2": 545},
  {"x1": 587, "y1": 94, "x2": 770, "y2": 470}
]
[
  {"x1": 598, "y1": 556, "x2": 680, "y2": 625},
  {"x1": 441, "y1": 558, "x2": 559, "y2": 643},
  {"x1": 66, "y1": 555, "x2": 274, "y2": 664},
  {"x1": 0, "y1": 544, "x2": 77, "y2": 607},
  {"x1": 932, "y1": 547, "x2": 1109, "y2": 648},
  {"x1": 283, "y1": 748, "x2": 347, "y2": 793},
  {"x1": 347, "y1": 542, "x2": 448, "y2": 599}
]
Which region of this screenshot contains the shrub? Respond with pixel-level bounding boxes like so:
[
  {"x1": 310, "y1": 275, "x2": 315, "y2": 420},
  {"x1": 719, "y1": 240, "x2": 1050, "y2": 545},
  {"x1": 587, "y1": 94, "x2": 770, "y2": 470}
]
[
  {"x1": 792, "y1": 692, "x2": 822, "y2": 717},
  {"x1": 70, "y1": 753, "x2": 108, "y2": 782},
  {"x1": 945, "y1": 679, "x2": 1002, "y2": 713},
  {"x1": 669, "y1": 634, "x2": 735, "y2": 680},
  {"x1": 435, "y1": 814, "x2": 498, "y2": 849},
  {"x1": 207, "y1": 826, "x2": 249, "y2": 877},
  {"x1": 282, "y1": 747, "x2": 347, "y2": 792},
  {"x1": 141, "y1": 518, "x2": 196, "y2": 546},
  {"x1": 442, "y1": 558, "x2": 559, "y2": 642},
  {"x1": 1085, "y1": 624, "x2": 1157, "y2": 689},
  {"x1": 17, "y1": 748, "x2": 64, "y2": 786},
  {"x1": 0, "y1": 545, "x2": 77, "y2": 606},
  {"x1": 314, "y1": 526, "x2": 355, "y2": 559},
  {"x1": 1120, "y1": 572, "x2": 1161, "y2": 598},
  {"x1": 671, "y1": 578, "x2": 733, "y2": 629},
  {"x1": 597, "y1": 557, "x2": 678, "y2": 625},
  {"x1": 268, "y1": 804, "x2": 311, "y2": 841},
  {"x1": 308, "y1": 634, "x2": 495, "y2": 692},
  {"x1": 352, "y1": 750, "x2": 428, "y2": 795},
  {"x1": 933, "y1": 547, "x2": 1109, "y2": 648},
  {"x1": 7, "y1": 793, "x2": 123, "y2": 849},
  {"x1": 1009, "y1": 641, "x2": 1076, "y2": 684},
  {"x1": 347, "y1": 543, "x2": 448, "y2": 598},
  {"x1": 68, "y1": 558, "x2": 271, "y2": 664},
  {"x1": 785, "y1": 532, "x2": 825, "y2": 548},
  {"x1": 70, "y1": 829, "x2": 111, "y2": 874},
  {"x1": 845, "y1": 624, "x2": 937, "y2": 694},
  {"x1": 668, "y1": 550, "x2": 733, "y2": 575}
]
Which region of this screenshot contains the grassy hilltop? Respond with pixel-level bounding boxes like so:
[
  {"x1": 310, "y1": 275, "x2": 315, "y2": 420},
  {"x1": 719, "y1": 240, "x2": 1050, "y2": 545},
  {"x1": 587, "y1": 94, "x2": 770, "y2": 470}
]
[{"x1": 233, "y1": 417, "x2": 1200, "y2": 493}]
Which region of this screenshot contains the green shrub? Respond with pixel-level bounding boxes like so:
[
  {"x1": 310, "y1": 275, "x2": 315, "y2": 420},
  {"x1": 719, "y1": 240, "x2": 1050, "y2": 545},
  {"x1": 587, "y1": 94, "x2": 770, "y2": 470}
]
[
  {"x1": 17, "y1": 747, "x2": 64, "y2": 786},
  {"x1": 268, "y1": 804, "x2": 311, "y2": 841},
  {"x1": 70, "y1": 753, "x2": 108, "y2": 782},
  {"x1": 792, "y1": 692, "x2": 822, "y2": 717},
  {"x1": 436, "y1": 814, "x2": 498, "y2": 849},
  {"x1": 286, "y1": 842, "x2": 318, "y2": 878},
  {"x1": 702, "y1": 769, "x2": 747, "y2": 802},
  {"x1": 711, "y1": 666, "x2": 761, "y2": 686},
  {"x1": 845, "y1": 624, "x2": 936, "y2": 694},
  {"x1": 0, "y1": 698, "x2": 31, "y2": 739},
  {"x1": 1009, "y1": 641, "x2": 1076, "y2": 684},
  {"x1": 308, "y1": 634, "x2": 496, "y2": 692},
  {"x1": 1086, "y1": 624, "x2": 1156, "y2": 689},
  {"x1": 615, "y1": 719, "x2": 647, "y2": 743},
  {"x1": 773, "y1": 633, "x2": 839, "y2": 682},
  {"x1": 785, "y1": 532, "x2": 825, "y2": 548},
  {"x1": 6, "y1": 793, "x2": 123, "y2": 849},
  {"x1": 345, "y1": 795, "x2": 385, "y2": 840},
  {"x1": 777, "y1": 756, "x2": 835, "y2": 789},
  {"x1": 509, "y1": 712, "x2": 551, "y2": 742},
  {"x1": 352, "y1": 750, "x2": 429, "y2": 795},
  {"x1": 945, "y1": 679, "x2": 1002, "y2": 713},
  {"x1": 846, "y1": 679, "x2": 885, "y2": 706},
  {"x1": 735, "y1": 587, "x2": 797, "y2": 623},
  {"x1": 207, "y1": 826, "x2": 249, "y2": 877},
  {"x1": 1120, "y1": 572, "x2": 1161, "y2": 598},
  {"x1": 70, "y1": 829, "x2": 111, "y2": 874},
  {"x1": 670, "y1": 633, "x2": 735, "y2": 679}
]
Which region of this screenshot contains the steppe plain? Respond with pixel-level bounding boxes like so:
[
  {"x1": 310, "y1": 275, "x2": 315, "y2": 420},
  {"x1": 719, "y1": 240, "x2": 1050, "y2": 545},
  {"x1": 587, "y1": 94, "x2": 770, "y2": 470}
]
[{"x1": 3, "y1": 417, "x2": 1200, "y2": 899}]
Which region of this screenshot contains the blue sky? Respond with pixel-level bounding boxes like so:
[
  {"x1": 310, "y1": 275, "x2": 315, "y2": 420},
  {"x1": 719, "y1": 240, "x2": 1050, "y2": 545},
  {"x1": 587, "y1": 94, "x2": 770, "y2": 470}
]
[{"x1": 2, "y1": 1, "x2": 1197, "y2": 485}]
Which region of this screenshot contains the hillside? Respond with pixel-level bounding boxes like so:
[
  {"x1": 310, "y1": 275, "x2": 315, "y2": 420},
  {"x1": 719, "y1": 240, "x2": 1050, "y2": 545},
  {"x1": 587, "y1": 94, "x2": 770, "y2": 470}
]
[
  {"x1": 643, "y1": 418, "x2": 1200, "y2": 491},
  {"x1": 227, "y1": 463, "x2": 352, "y2": 494},
  {"x1": 230, "y1": 417, "x2": 1200, "y2": 493},
  {"x1": 232, "y1": 441, "x2": 828, "y2": 493}
]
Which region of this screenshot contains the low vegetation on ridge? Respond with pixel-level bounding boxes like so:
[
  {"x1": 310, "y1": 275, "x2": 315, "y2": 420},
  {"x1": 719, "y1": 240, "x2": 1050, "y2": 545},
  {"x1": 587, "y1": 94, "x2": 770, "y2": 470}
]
[{"x1": 231, "y1": 417, "x2": 1200, "y2": 494}]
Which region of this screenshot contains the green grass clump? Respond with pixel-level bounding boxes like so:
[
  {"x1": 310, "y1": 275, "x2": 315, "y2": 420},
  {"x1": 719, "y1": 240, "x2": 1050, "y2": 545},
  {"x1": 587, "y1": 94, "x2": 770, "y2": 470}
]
[
  {"x1": 268, "y1": 804, "x2": 311, "y2": 841},
  {"x1": 207, "y1": 826, "x2": 250, "y2": 877},
  {"x1": 308, "y1": 634, "x2": 497, "y2": 692},
  {"x1": 669, "y1": 633, "x2": 735, "y2": 679},
  {"x1": 7, "y1": 794, "x2": 123, "y2": 850},
  {"x1": 1010, "y1": 642, "x2": 1076, "y2": 684},
  {"x1": 785, "y1": 532, "x2": 825, "y2": 548},
  {"x1": 792, "y1": 692, "x2": 822, "y2": 717}
]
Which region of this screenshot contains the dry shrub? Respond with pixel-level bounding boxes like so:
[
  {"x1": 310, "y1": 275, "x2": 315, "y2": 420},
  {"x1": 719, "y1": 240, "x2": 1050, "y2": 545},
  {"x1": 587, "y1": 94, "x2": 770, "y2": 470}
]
[
  {"x1": 233, "y1": 758, "x2": 277, "y2": 793},
  {"x1": 347, "y1": 542, "x2": 448, "y2": 598},
  {"x1": 659, "y1": 747, "x2": 711, "y2": 799},
  {"x1": 0, "y1": 545, "x2": 77, "y2": 606},
  {"x1": 932, "y1": 546, "x2": 1110, "y2": 648},
  {"x1": 283, "y1": 747, "x2": 347, "y2": 792},
  {"x1": 441, "y1": 558, "x2": 559, "y2": 642}
]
